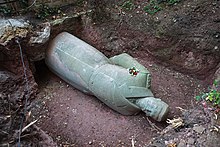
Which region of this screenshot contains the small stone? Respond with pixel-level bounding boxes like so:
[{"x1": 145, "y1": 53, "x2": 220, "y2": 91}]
[
  {"x1": 56, "y1": 135, "x2": 61, "y2": 141},
  {"x1": 187, "y1": 138, "x2": 195, "y2": 145},
  {"x1": 178, "y1": 140, "x2": 186, "y2": 147},
  {"x1": 193, "y1": 125, "x2": 206, "y2": 134},
  {"x1": 197, "y1": 137, "x2": 205, "y2": 145},
  {"x1": 88, "y1": 141, "x2": 93, "y2": 145}
]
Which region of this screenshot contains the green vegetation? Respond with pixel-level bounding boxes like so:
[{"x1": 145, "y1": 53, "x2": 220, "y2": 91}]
[
  {"x1": 18, "y1": 0, "x2": 29, "y2": 8},
  {"x1": 144, "y1": 0, "x2": 162, "y2": 15},
  {"x1": 121, "y1": 0, "x2": 134, "y2": 11},
  {"x1": 34, "y1": 4, "x2": 61, "y2": 19},
  {"x1": 76, "y1": 0, "x2": 85, "y2": 6},
  {"x1": 157, "y1": 0, "x2": 181, "y2": 5},
  {"x1": 0, "y1": 6, "x2": 12, "y2": 15},
  {"x1": 143, "y1": 0, "x2": 181, "y2": 15},
  {"x1": 196, "y1": 80, "x2": 220, "y2": 109},
  {"x1": 167, "y1": 0, "x2": 180, "y2": 5},
  {"x1": 0, "y1": 0, "x2": 29, "y2": 16}
]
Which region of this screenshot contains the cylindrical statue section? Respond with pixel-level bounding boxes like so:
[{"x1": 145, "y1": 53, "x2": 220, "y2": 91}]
[{"x1": 45, "y1": 32, "x2": 109, "y2": 94}]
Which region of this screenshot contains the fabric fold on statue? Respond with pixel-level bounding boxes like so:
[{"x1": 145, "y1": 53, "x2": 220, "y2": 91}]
[{"x1": 45, "y1": 32, "x2": 169, "y2": 121}]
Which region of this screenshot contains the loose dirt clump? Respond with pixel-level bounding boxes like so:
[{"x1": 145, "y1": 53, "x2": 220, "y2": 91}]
[
  {"x1": 0, "y1": 69, "x2": 57, "y2": 146},
  {"x1": 147, "y1": 105, "x2": 220, "y2": 147}
]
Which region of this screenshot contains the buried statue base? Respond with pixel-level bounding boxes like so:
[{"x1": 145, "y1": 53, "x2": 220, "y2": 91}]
[{"x1": 45, "y1": 32, "x2": 169, "y2": 121}]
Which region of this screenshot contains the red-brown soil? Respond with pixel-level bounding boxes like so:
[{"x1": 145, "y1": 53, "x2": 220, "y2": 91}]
[
  {"x1": 31, "y1": 54, "x2": 208, "y2": 146},
  {"x1": 1, "y1": 0, "x2": 219, "y2": 146}
]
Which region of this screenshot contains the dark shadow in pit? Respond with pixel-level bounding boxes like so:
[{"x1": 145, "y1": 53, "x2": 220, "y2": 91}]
[{"x1": 34, "y1": 60, "x2": 51, "y2": 88}]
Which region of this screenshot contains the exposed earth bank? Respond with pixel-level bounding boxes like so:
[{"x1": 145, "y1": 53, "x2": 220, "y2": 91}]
[{"x1": 0, "y1": 0, "x2": 220, "y2": 146}]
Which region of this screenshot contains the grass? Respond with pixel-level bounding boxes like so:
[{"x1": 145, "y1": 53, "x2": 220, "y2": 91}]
[
  {"x1": 0, "y1": 6, "x2": 12, "y2": 15},
  {"x1": 121, "y1": 0, "x2": 134, "y2": 11},
  {"x1": 196, "y1": 80, "x2": 220, "y2": 110},
  {"x1": 143, "y1": 0, "x2": 162, "y2": 15},
  {"x1": 34, "y1": 4, "x2": 61, "y2": 19},
  {"x1": 167, "y1": 0, "x2": 180, "y2": 5},
  {"x1": 143, "y1": 0, "x2": 181, "y2": 15}
]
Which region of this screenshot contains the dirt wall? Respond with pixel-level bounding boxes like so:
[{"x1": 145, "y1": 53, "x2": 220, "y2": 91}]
[{"x1": 76, "y1": 0, "x2": 220, "y2": 79}]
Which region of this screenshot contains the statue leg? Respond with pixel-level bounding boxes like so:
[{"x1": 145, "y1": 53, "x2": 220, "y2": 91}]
[{"x1": 135, "y1": 97, "x2": 169, "y2": 121}]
